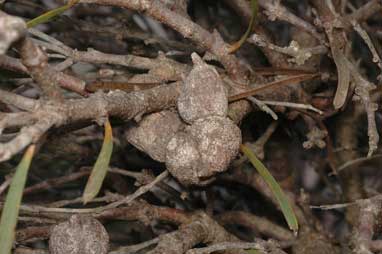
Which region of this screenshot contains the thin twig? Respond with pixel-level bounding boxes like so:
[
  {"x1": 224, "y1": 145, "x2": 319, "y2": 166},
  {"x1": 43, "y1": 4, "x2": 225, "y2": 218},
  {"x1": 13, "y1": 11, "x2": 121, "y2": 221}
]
[{"x1": 97, "y1": 170, "x2": 169, "y2": 211}]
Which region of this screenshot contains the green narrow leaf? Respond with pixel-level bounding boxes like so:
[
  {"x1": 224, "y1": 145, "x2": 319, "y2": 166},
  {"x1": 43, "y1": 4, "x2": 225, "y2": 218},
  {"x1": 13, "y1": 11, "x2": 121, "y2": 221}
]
[
  {"x1": 26, "y1": 0, "x2": 79, "y2": 28},
  {"x1": 0, "y1": 145, "x2": 36, "y2": 254},
  {"x1": 83, "y1": 119, "x2": 113, "y2": 204},
  {"x1": 228, "y1": 0, "x2": 258, "y2": 53},
  {"x1": 240, "y1": 144, "x2": 299, "y2": 233}
]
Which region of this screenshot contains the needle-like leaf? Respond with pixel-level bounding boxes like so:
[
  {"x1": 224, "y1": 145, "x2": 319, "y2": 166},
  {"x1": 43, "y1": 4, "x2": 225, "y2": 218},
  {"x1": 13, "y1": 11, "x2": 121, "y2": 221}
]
[
  {"x1": 332, "y1": 48, "x2": 350, "y2": 109},
  {"x1": 83, "y1": 119, "x2": 113, "y2": 204},
  {"x1": 240, "y1": 144, "x2": 299, "y2": 233},
  {"x1": 0, "y1": 145, "x2": 36, "y2": 254},
  {"x1": 228, "y1": 0, "x2": 258, "y2": 53},
  {"x1": 26, "y1": 0, "x2": 79, "y2": 28}
]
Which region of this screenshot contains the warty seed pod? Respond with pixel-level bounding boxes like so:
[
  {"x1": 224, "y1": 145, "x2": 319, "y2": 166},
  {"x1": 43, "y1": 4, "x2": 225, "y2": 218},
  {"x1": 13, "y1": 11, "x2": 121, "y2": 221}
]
[
  {"x1": 49, "y1": 215, "x2": 109, "y2": 254},
  {"x1": 187, "y1": 116, "x2": 242, "y2": 177},
  {"x1": 166, "y1": 116, "x2": 241, "y2": 186},
  {"x1": 177, "y1": 53, "x2": 228, "y2": 124},
  {"x1": 165, "y1": 131, "x2": 202, "y2": 185},
  {"x1": 125, "y1": 110, "x2": 184, "y2": 162}
]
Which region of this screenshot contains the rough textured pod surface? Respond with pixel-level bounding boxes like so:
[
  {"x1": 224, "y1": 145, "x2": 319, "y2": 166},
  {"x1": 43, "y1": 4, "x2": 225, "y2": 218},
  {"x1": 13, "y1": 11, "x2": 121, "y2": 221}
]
[
  {"x1": 166, "y1": 116, "x2": 241, "y2": 186},
  {"x1": 177, "y1": 53, "x2": 228, "y2": 124},
  {"x1": 125, "y1": 110, "x2": 184, "y2": 162},
  {"x1": 49, "y1": 215, "x2": 109, "y2": 254},
  {"x1": 187, "y1": 116, "x2": 241, "y2": 177},
  {"x1": 165, "y1": 131, "x2": 201, "y2": 185}
]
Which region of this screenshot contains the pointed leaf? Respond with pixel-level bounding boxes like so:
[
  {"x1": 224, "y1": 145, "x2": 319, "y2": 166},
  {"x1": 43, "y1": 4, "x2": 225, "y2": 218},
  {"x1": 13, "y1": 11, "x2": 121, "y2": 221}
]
[
  {"x1": 332, "y1": 48, "x2": 350, "y2": 109},
  {"x1": 83, "y1": 119, "x2": 113, "y2": 204},
  {"x1": 228, "y1": 0, "x2": 258, "y2": 53},
  {"x1": 240, "y1": 144, "x2": 299, "y2": 233},
  {"x1": 26, "y1": 0, "x2": 79, "y2": 28},
  {"x1": 0, "y1": 145, "x2": 35, "y2": 254}
]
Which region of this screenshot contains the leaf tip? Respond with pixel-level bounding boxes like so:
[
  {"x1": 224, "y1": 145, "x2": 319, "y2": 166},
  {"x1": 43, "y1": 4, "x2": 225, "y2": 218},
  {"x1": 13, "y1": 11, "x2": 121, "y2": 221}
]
[{"x1": 82, "y1": 193, "x2": 92, "y2": 205}]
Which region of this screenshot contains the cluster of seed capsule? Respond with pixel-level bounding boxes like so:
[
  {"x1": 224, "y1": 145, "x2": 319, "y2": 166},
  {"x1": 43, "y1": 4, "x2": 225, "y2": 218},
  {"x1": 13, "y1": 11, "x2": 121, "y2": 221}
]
[{"x1": 126, "y1": 53, "x2": 241, "y2": 185}]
